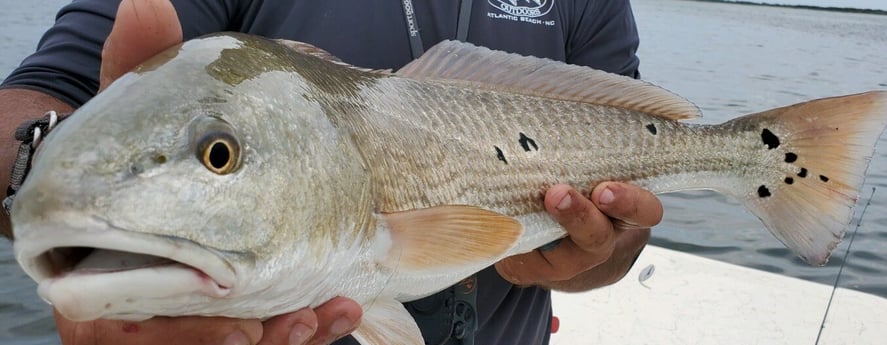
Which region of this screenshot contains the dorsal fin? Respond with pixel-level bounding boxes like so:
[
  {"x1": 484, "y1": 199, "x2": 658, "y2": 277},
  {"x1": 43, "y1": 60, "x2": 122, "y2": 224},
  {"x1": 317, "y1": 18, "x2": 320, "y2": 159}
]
[
  {"x1": 273, "y1": 39, "x2": 393, "y2": 74},
  {"x1": 397, "y1": 40, "x2": 701, "y2": 121},
  {"x1": 273, "y1": 39, "x2": 345, "y2": 63}
]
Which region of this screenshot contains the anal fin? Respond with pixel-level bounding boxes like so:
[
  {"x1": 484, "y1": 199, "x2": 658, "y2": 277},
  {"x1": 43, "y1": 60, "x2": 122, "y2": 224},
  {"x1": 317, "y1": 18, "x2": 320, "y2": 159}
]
[{"x1": 352, "y1": 299, "x2": 423, "y2": 345}]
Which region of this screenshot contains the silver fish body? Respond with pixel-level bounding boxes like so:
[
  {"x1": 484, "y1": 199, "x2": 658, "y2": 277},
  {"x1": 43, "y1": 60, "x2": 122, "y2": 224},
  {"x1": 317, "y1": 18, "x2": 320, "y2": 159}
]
[{"x1": 10, "y1": 33, "x2": 887, "y2": 344}]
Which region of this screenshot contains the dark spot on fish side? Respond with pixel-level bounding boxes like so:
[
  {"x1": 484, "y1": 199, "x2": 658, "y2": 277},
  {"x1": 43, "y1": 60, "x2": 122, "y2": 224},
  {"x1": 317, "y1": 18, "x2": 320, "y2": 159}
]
[
  {"x1": 785, "y1": 177, "x2": 794, "y2": 185},
  {"x1": 798, "y1": 168, "x2": 808, "y2": 178},
  {"x1": 758, "y1": 185, "x2": 772, "y2": 198},
  {"x1": 495, "y1": 146, "x2": 508, "y2": 164},
  {"x1": 518, "y1": 133, "x2": 538, "y2": 152},
  {"x1": 820, "y1": 175, "x2": 830, "y2": 182},
  {"x1": 105, "y1": 303, "x2": 112, "y2": 309},
  {"x1": 785, "y1": 152, "x2": 797, "y2": 163},
  {"x1": 761, "y1": 128, "x2": 780, "y2": 149},
  {"x1": 122, "y1": 323, "x2": 140, "y2": 333},
  {"x1": 646, "y1": 123, "x2": 657, "y2": 135},
  {"x1": 153, "y1": 154, "x2": 167, "y2": 164}
]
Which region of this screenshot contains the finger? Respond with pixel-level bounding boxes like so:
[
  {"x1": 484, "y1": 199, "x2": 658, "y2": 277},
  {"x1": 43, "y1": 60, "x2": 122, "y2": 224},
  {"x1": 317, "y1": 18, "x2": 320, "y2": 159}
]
[
  {"x1": 495, "y1": 233, "x2": 616, "y2": 285},
  {"x1": 581, "y1": 227, "x2": 651, "y2": 287},
  {"x1": 591, "y1": 182, "x2": 663, "y2": 228},
  {"x1": 540, "y1": 227, "x2": 651, "y2": 291},
  {"x1": 543, "y1": 184, "x2": 615, "y2": 252},
  {"x1": 100, "y1": 0, "x2": 183, "y2": 91},
  {"x1": 495, "y1": 185, "x2": 619, "y2": 285},
  {"x1": 54, "y1": 309, "x2": 264, "y2": 345},
  {"x1": 257, "y1": 309, "x2": 318, "y2": 345},
  {"x1": 305, "y1": 297, "x2": 363, "y2": 345},
  {"x1": 616, "y1": 227, "x2": 651, "y2": 258}
]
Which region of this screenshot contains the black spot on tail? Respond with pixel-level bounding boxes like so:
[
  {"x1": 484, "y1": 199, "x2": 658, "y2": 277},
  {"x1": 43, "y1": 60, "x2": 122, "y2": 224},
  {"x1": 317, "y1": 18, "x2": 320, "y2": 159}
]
[
  {"x1": 785, "y1": 152, "x2": 797, "y2": 163},
  {"x1": 798, "y1": 168, "x2": 808, "y2": 178},
  {"x1": 518, "y1": 132, "x2": 538, "y2": 152},
  {"x1": 819, "y1": 175, "x2": 830, "y2": 182},
  {"x1": 761, "y1": 128, "x2": 780, "y2": 149},
  {"x1": 758, "y1": 185, "x2": 772, "y2": 198},
  {"x1": 494, "y1": 146, "x2": 508, "y2": 164},
  {"x1": 646, "y1": 123, "x2": 658, "y2": 135},
  {"x1": 784, "y1": 177, "x2": 794, "y2": 185}
]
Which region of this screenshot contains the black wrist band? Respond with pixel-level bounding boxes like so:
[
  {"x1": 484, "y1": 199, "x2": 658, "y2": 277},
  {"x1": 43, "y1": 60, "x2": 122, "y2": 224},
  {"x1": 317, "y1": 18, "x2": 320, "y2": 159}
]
[{"x1": 4, "y1": 110, "x2": 72, "y2": 215}]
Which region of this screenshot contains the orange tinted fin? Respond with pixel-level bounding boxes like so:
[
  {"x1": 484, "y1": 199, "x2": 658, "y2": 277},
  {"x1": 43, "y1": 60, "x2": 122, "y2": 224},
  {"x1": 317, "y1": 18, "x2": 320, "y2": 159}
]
[
  {"x1": 380, "y1": 205, "x2": 522, "y2": 270},
  {"x1": 730, "y1": 91, "x2": 887, "y2": 265},
  {"x1": 351, "y1": 298, "x2": 424, "y2": 345}
]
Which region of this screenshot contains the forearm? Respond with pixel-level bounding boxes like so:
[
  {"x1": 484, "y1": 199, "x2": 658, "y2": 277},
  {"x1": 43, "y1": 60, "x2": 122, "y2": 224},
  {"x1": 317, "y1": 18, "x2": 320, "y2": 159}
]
[{"x1": 0, "y1": 88, "x2": 74, "y2": 239}]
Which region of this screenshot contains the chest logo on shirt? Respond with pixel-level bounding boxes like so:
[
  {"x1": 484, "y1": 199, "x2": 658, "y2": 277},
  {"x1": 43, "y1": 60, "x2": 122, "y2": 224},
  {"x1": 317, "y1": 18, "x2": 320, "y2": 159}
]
[{"x1": 487, "y1": 0, "x2": 555, "y2": 26}]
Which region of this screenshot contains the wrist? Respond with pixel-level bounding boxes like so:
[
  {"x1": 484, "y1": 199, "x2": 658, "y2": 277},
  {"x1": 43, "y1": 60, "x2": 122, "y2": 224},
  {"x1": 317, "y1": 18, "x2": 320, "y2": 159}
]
[{"x1": 0, "y1": 88, "x2": 74, "y2": 240}]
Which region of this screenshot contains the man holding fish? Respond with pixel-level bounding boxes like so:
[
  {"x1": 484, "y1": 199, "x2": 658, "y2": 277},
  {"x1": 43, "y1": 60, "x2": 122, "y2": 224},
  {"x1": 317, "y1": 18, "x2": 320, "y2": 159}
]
[{"x1": 0, "y1": 0, "x2": 664, "y2": 344}]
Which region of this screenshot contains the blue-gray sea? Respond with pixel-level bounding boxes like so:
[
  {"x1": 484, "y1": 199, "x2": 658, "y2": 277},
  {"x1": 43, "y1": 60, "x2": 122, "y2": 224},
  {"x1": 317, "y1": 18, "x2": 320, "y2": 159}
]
[{"x1": 1, "y1": 0, "x2": 885, "y2": 344}]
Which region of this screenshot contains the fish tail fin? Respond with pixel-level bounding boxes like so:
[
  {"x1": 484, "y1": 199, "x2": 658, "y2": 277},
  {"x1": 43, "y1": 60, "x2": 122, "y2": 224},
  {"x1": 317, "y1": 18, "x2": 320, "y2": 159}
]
[{"x1": 728, "y1": 91, "x2": 887, "y2": 265}]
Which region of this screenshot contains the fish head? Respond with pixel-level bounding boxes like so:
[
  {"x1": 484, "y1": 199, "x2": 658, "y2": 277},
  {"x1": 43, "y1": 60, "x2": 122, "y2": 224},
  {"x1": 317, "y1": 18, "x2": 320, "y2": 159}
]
[{"x1": 10, "y1": 33, "x2": 374, "y2": 320}]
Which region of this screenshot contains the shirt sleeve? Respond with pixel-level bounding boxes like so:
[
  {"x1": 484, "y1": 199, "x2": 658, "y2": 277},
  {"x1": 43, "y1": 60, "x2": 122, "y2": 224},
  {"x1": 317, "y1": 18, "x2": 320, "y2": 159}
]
[
  {"x1": 565, "y1": 0, "x2": 641, "y2": 78},
  {"x1": 0, "y1": 0, "x2": 239, "y2": 108}
]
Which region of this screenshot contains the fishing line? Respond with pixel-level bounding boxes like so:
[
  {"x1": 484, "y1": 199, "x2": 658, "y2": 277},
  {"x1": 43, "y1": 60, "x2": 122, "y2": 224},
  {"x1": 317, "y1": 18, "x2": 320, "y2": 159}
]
[{"x1": 814, "y1": 186, "x2": 876, "y2": 345}]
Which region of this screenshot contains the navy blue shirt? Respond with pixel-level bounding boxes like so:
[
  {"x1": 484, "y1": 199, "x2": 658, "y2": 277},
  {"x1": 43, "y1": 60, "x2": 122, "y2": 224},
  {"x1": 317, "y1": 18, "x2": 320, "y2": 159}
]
[{"x1": 2, "y1": 1, "x2": 640, "y2": 344}]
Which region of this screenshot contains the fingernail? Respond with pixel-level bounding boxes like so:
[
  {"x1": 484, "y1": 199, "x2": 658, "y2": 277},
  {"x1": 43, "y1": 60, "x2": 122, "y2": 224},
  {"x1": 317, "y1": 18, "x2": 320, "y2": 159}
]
[
  {"x1": 599, "y1": 187, "x2": 615, "y2": 205},
  {"x1": 222, "y1": 330, "x2": 250, "y2": 345},
  {"x1": 289, "y1": 323, "x2": 314, "y2": 345},
  {"x1": 329, "y1": 317, "x2": 354, "y2": 338},
  {"x1": 556, "y1": 193, "x2": 572, "y2": 210}
]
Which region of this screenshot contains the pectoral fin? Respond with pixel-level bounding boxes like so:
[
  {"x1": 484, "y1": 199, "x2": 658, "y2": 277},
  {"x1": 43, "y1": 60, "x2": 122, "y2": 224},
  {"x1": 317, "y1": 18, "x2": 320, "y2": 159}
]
[
  {"x1": 381, "y1": 205, "x2": 522, "y2": 271},
  {"x1": 352, "y1": 299, "x2": 423, "y2": 345}
]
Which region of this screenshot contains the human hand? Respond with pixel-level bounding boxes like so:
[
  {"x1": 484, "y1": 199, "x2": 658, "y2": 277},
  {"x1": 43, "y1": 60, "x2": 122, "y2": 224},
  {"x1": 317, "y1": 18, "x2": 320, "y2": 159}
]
[
  {"x1": 54, "y1": 296, "x2": 362, "y2": 345},
  {"x1": 495, "y1": 182, "x2": 660, "y2": 291}
]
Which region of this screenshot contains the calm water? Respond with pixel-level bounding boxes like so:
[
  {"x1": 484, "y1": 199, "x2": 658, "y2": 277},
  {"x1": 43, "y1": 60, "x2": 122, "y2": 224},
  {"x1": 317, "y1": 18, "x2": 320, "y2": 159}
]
[
  {"x1": 723, "y1": 0, "x2": 887, "y2": 11},
  {"x1": 1, "y1": 0, "x2": 886, "y2": 344}
]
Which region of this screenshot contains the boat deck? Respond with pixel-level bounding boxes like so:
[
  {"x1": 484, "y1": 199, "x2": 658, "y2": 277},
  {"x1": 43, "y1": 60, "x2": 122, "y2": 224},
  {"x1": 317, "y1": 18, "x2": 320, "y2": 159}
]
[{"x1": 551, "y1": 245, "x2": 887, "y2": 344}]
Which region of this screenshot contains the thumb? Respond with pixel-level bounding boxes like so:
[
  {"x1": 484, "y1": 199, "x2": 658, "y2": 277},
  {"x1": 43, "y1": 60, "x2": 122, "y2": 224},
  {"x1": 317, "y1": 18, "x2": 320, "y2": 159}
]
[{"x1": 99, "y1": 0, "x2": 183, "y2": 91}]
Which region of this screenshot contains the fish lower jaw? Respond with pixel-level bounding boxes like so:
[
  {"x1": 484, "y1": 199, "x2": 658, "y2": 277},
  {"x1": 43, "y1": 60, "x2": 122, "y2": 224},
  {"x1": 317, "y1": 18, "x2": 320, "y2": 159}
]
[
  {"x1": 40, "y1": 246, "x2": 228, "y2": 286},
  {"x1": 23, "y1": 244, "x2": 235, "y2": 294},
  {"x1": 38, "y1": 262, "x2": 231, "y2": 321},
  {"x1": 13, "y1": 219, "x2": 240, "y2": 320}
]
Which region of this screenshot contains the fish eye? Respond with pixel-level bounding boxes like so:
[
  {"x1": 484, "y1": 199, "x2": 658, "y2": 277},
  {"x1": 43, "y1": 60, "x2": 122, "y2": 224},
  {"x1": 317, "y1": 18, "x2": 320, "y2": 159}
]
[{"x1": 197, "y1": 132, "x2": 240, "y2": 175}]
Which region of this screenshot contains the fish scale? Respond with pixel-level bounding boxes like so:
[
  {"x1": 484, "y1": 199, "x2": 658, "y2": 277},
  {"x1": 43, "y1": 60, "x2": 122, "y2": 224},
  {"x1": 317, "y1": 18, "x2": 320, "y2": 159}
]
[{"x1": 339, "y1": 80, "x2": 749, "y2": 215}]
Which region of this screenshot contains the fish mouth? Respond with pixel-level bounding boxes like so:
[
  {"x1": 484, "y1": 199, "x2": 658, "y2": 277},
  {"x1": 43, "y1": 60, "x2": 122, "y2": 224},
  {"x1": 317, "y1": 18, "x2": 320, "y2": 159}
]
[{"x1": 13, "y1": 216, "x2": 237, "y2": 320}]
